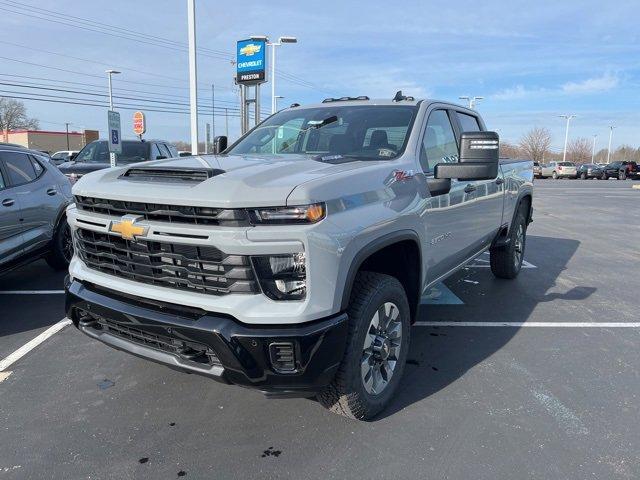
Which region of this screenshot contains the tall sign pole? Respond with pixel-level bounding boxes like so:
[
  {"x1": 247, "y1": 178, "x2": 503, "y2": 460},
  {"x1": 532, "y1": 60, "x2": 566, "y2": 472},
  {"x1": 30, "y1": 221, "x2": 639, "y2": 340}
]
[
  {"x1": 211, "y1": 84, "x2": 215, "y2": 145},
  {"x1": 236, "y1": 38, "x2": 267, "y2": 134},
  {"x1": 187, "y1": 0, "x2": 199, "y2": 155}
]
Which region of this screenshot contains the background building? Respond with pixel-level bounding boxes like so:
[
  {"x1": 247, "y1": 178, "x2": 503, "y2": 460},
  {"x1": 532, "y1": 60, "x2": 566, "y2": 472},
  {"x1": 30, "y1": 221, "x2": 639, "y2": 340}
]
[{"x1": 2, "y1": 129, "x2": 99, "y2": 153}]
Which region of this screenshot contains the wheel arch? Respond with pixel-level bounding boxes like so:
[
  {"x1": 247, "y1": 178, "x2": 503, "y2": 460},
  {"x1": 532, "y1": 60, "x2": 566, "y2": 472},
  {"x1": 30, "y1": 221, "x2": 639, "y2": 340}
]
[{"x1": 340, "y1": 230, "x2": 422, "y2": 323}]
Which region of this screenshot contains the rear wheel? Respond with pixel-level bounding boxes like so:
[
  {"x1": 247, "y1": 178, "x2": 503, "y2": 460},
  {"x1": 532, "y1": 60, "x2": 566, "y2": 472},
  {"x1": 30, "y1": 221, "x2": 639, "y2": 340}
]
[
  {"x1": 552, "y1": 171, "x2": 558, "y2": 179},
  {"x1": 318, "y1": 272, "x2": 410, "y2": 420},
  {"x1": 490, "y1": 207, "x2": 527, "y2": 279},
  {"x1": 619, "y1": 170, "x2": 626, "y2": 180},
  {"x1": 580, "y1": 172, "x2": 587, "y2": 180},
  {"x1": 45, "y1": 217, "x2": 73, "y2": 270},
  {"x1": 601, "y1": 172, "x2": 608, "y2": 180}
]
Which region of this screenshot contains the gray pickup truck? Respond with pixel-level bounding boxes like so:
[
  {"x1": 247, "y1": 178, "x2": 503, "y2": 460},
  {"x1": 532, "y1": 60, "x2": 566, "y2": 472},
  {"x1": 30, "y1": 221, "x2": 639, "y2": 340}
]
[{"x1": 65, "y1": 94, "x2": 533, "y2": 420}]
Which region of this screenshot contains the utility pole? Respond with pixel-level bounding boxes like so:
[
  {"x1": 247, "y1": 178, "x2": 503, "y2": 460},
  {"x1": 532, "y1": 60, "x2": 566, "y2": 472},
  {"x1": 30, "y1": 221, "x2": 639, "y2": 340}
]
[
  {"x1": 459, "y1": 96, "x2": 484, "y2": 109},
  {"x1": 559, "y1": 114, "x2": 576, "y2": 162},
  {"x1": 187, "y1": 0, "x2": 199, "y2": 155},
  {"x1": 211, "y1": 83, "x2": 215, "y2": 143},
  {"x1": 65, "y1": 122, "x2": 70, "y2": 150},
  {"x1": 224, "y1": 108, "x2": 229, "y2": 137},
  {"x1": 591, "y1": 134, "x2": 597, "y2": 163},
  {"x1": 606, "y1": 125, "x2": 615, "y2": 164}
]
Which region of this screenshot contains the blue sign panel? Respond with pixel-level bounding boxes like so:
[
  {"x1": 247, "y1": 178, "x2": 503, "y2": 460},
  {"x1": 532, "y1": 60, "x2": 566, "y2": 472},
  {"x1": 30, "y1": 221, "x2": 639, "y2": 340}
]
[{"x1": 236, "y1": 39, "x2": 266, "y2": 85}]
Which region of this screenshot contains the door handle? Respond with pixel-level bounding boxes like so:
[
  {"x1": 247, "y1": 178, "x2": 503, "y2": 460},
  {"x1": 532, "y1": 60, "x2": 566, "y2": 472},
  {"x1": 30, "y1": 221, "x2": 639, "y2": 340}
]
[
  {"x1": 2, "y1": 198, "x2": 15, "y2": 207},
  {"x1": 47, "y1": 188, "x2": 57, "y2": 196},
  {"x1": 495, "y1": 178, "x2": 504, "y2": 185},
  {"x1": 464, "y1": 184, "x2": 477, "y2": 194}
]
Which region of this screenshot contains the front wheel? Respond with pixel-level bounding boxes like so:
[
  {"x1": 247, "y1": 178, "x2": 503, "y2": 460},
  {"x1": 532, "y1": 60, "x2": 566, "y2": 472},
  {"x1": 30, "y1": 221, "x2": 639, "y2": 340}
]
[
  {"x1": 552, "y1": 171, "x2": 558, "y2": 179},
  {"x1": 45, "y1": 217, "x2": 73, "y2": 270},
  {"x1": 581, "y1": 172, "x2": 587, "y2": 179},
  {"x1": 601, "y1": 172, "x2": 608, "y2": 180},
  {"x1": 490, "y1": 208, "x2": 527, "y2": 279},
  {"x1": 619, "y1": 170, "x2": 626, "y2": 180},
  {"x1": 318, "y1": 272, "x2": 410, "y2": 420}
]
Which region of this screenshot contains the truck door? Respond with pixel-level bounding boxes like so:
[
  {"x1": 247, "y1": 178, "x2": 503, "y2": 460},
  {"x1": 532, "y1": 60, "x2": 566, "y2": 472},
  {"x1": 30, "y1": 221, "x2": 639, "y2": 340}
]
[
  {"x1": 417, "y1": 108, "x2": 480, "y2": 286},
  {"x1": 451, "y1": 111, "x2": 504, "y2": 250}
]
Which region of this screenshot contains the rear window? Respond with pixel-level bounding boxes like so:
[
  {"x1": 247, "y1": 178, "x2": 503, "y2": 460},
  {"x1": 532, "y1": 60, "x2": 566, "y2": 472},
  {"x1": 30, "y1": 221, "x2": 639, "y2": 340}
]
[
  {"x1": 456, "y1": 112, "x2": 481, "y2": 132},
  {"x1": 558, "y1": 162, "x2": 574, "y2": 166},
  {"x1": 2, "y1": 151, "x2": 38, "y2": 185}
]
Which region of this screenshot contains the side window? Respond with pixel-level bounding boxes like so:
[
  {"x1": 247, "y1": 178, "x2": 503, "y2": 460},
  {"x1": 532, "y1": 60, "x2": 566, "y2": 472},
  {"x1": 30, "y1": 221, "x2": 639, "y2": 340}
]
[
  {"x1": 419, "y1": 110, "x2": 459, "y2": 172},
  {"x1": 3, "y1": 152, "x2": 38, "y2": 185},
  {"x1": 165, "y1": 144, "x2": 178, "y2": 158},
  {"x1": 76, "y1": 143, "x2": 97, "y2": 162},
  {"x1": 158, "y1": 143, "x2": 172, "y2": 158},
  {"x1": 29, "y1": 156, "x2": 45, "y2": 177},
  {"x1": 456, "y1": 112, "x2": 481, "y2": 132},
  {"x1": 0, "y1": 165, "x2": 5, "y2": 189},
  {"x1": 151, "y1": 143, "x2": 163, "y2": 159}
]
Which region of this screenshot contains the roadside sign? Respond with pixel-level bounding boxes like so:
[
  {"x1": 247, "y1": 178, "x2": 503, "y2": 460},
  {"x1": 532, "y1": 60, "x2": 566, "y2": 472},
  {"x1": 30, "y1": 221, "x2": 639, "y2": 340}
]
[
  {"x1": 132, "y1": 111, "x2": 146, "y2": 136},
  {"x1": 108, "y1": 110, "x2": 122, "y2": 155},
  {"x1": 236, "y1": 39, "x2": 266, "y2": 85}
]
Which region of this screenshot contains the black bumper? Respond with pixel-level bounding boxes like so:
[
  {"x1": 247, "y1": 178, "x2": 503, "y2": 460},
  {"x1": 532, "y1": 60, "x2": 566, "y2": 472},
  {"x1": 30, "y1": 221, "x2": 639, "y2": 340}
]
[{"x1": 65, "y1": 280, "x2": 348, "y2": 397}]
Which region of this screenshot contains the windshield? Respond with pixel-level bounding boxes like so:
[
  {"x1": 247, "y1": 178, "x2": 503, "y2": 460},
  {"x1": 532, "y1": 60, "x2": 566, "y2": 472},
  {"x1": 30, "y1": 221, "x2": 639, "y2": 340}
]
[
  {"x1": 74, "y1": 141, "x2": 150, "y2": 164},
  {"x1": 227, "y1": 105, "x2": 418, "y2": 161}
]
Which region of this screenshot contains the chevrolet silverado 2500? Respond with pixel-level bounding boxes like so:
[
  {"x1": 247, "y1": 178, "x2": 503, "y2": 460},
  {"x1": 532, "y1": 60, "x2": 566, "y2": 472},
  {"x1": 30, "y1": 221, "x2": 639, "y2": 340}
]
[{"x1": 65, "y1": 95, "x2": 533, "y2": 420}]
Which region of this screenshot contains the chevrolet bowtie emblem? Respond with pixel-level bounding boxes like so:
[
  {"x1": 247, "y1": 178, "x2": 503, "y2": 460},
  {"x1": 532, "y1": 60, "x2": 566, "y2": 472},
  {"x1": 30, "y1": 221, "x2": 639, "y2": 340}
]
[{"x1": 109, "y1": 215, "x2": 148, "y2": 241}]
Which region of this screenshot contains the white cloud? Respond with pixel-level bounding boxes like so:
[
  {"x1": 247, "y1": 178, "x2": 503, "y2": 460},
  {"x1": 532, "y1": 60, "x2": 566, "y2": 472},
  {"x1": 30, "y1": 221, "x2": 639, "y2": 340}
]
[
  {"x1": 562, "y1": 74, "x2": 619, "y2": 94},
  {"x1": 491, "y1": 85, "x2": 547, "y2": 100}
]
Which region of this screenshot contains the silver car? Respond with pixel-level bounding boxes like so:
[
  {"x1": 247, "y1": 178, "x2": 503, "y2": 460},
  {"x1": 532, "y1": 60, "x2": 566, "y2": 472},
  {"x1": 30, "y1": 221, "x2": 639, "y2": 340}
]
[
  {"x1": 0, "y1": 144, "x2": 73, "y2": 273},
  {"x1": 542, "y1": 161, "x2": 577, "y2": 179}
]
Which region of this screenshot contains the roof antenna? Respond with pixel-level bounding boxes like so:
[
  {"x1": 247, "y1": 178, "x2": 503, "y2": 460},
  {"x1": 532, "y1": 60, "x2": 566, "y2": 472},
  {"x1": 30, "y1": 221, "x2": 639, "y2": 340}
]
[{"x1": 393, "y1": 90, "x2": 405, "y2": 102}]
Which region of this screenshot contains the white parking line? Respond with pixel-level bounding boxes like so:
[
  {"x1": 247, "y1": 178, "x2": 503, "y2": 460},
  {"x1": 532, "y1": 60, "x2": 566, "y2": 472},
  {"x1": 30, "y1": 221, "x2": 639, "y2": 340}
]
[
  {"x1": 0, "y1": 318, "x2": 71, "y2": 372},
  {"x1": 0, "y1": 290, "x2": 65, "y2": 295},
  {"x1": 414, "y1": 321, "x2": 640, "y2": 327}
]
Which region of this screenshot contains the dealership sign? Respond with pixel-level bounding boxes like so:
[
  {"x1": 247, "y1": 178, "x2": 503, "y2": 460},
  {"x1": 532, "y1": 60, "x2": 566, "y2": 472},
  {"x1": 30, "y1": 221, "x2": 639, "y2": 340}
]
[
  {"x1": 132, "y1": 111, "x2": 146, "y2": 136},
  {"x1": 236, "y1": 39, "x2": 266, "y2": 85}
]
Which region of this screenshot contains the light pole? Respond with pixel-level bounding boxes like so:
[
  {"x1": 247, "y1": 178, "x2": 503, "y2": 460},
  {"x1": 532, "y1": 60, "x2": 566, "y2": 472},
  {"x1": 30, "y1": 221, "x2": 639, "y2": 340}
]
[
  {"x1": 65, "y1": 122, "x2": 70, "y2": 150},
  {"x1": 459, "y1": 96, "x2": 484, "y2": 109},
  {"x1": 105, "y1": 69, "x2": 120, "y2": 167},
  {"x1": 252, "y1": 36, "x2": 297, "y2": 114},
  {"x1": 606, "y1": 125, "x2": 615, "y2": 164},
  {"x1": 559, "y1": 114, "x2": 576, "y2": 162},
  {"x1": 187, "y1": 0, "x2": 199, "y2": 155},
  {"x1": 274, "y1": 95, "x2": 284, "y2": 111},
  {"x1": 591, "y1": 134, "x2": 597, "y2": 163}
]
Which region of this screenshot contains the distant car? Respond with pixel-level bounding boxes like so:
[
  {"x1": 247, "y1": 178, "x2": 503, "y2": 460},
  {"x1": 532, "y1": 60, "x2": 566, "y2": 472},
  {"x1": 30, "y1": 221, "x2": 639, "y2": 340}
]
[
  {"x1": 0, "y1": 144, "x2": 73, "y2": 273},
  {"x1": 51, "y1": 150, "x2": 79, "y2": 166},
  {"x1": 57, "y1": 139, "x2": 179, "y2": 184},
  {"x1": 178, "y1": 150, "x2": 192, "y2": 157},
  {"x1": 600, "y1": 161, "x2": 638, "y2": 180},
  {"x1": 542, "y1": 161, "x2": 577, "y2": 179},
  {"x1": 533, "y1": 161, "x2": 543, "y2": 178},
  {"x1": 577, "y1": 163, "x2": 603, "y2": 179}
]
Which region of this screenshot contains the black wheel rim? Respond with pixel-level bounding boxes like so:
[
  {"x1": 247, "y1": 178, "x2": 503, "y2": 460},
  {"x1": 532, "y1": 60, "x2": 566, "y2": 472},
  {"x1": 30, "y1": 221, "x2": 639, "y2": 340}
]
[{"x1": 62, "y1": 225, "x2": 73, "y2": 262}]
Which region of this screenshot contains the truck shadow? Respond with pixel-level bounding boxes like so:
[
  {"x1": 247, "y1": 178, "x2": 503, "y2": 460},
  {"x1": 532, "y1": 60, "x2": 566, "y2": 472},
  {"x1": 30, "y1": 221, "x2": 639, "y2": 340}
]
[{"x1": 378, "y1": 235, "x2": 592, "y2": 419}]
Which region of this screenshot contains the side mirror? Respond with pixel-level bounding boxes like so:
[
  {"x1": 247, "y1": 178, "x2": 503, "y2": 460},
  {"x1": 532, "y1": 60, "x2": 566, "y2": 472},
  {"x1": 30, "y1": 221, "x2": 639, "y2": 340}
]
[
  {"x1": 213, "y1": 136, "x2": 228, "y2": 154},
  {"x1": 435, "y1": 131, "x2": 499, "y2": 181},
  {"x1": 70, "y1": 153, "x2": 77, "y2": 160}
]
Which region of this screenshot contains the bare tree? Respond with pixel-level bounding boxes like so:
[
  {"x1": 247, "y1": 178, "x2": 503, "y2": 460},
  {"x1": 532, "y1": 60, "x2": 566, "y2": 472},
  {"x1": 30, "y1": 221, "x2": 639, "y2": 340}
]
[
  {"x1": 0, "y1": 98, "x2": 39, "y2": 131},
  {"x1": 519, "y1": 127, "x2": 552, "y2": 163},
  {"x1": 567, "y1": 137, "x2": 591, "y2": 164},
  {"x1": 499, "y1": 141, "x2": 522, "y2": 158}
]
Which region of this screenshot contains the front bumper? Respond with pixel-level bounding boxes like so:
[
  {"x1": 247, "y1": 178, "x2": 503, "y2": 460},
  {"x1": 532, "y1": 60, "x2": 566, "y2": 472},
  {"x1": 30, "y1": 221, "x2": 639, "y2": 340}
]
[{"x1": 66, "y1": 279, "x2": 348, "y2": 397}]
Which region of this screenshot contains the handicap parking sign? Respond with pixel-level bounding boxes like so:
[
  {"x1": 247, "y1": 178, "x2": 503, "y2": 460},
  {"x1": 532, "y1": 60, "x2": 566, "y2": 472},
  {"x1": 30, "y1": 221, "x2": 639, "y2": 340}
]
[{"x1": 107, "y1": 110, "x2": 122, "y2": 154}]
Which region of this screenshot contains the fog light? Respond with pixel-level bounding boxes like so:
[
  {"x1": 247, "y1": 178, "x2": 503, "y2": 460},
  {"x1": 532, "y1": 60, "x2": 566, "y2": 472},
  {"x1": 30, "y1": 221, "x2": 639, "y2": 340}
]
[
  {"x1": 251, "y1": 253, "x2": 306, "y2": 300},
  {"x1": 269, "y1": 342, "x2": 296, "y2": 373}
]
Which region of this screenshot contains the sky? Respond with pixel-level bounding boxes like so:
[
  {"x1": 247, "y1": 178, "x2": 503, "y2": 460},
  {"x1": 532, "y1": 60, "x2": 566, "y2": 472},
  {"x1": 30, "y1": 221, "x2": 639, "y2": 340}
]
[{"x1": 1, "y1": 0, "x2": 639, "y2": 153}]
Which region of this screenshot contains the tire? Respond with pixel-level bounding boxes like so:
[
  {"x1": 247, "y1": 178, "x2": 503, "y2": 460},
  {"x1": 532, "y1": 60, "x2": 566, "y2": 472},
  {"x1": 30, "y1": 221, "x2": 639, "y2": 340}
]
[
  {"x1": 580, "y1": 172, "x2": 587, "y2": 180},
  {"x1": 619, "y1": 170, "x2": 626, "y2": 180},
  {"x1": 490, "y1": 207, "x2": 527, "y2": 279},
  {"x1": 317, "y1": 272, "x2": 410, "y2": 420},
  {"x1": 601, "y1": 172, "x2": 607, "y2": 180},
  {"x1": 45, "y1": 217, "x2": 73, "y2": 270},
  {"x1": 552, "y1": 171, "x2": 558, "y2": 179}
]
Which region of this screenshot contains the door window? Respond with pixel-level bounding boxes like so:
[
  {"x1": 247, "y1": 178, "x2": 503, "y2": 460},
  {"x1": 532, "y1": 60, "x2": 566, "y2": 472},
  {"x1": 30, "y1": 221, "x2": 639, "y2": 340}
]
[
  {"x1": 0, "y1": 168, "x2": 5, "y2": 189},
  {"x1": 3, "y1": 152, "x2": 38, "y2": 185},
  {"x1": 158, "y1": 143, "x2": 172, "y2": 158},
  {"x1": 29, "y1": 156, "x2": 44, "y2": 177},
  {"x1": 151, "y1": 143, "x2": 163, "y2": 159},
  {"x1": 456, "y1": 112, "x2": 481, "y2": 132},
  {"x1": 420, "y1": 110, "x2": 459, "y2": 172}
]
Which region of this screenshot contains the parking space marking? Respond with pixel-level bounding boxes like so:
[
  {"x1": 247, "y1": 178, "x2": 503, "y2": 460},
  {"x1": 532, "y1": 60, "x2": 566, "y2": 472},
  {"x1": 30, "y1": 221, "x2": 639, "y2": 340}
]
[
  {"x1": 0, "y1": 318, "x2": 71, "y2": 372},
  {"x1": 0, "y1": 290, "x2": 65, "y2": 295},
  {"x1": 421, "y1": 282, "x2": 463, "y2": 305},
  {"x1": 414, "y1": 321, "x2": 640, "y2": 327},
  {"x1": 467, "y1": 252, "x2": 537, "y2": 269}
]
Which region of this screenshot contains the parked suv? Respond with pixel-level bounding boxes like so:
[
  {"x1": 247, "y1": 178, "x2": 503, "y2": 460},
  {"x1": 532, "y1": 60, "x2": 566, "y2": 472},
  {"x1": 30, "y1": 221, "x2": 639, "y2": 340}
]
[
  {"x1": 544, "y1": 161, "x2": 577, "y2": 179},
  {"x1": 577, "y1": 163, "x2": 603, "y2": 179},
  {"x1": 58, "y1": 140, "x2": 179, "y2": 184},
  {"x1": 0, "y1": 144, "x2": 73, "y2": 273},
  {"x1": 600, "y1": 161, "x2": 638, "y2": 180},
  {"x1": 533, "y1": 161, "x2": 542, "y2": 178}
]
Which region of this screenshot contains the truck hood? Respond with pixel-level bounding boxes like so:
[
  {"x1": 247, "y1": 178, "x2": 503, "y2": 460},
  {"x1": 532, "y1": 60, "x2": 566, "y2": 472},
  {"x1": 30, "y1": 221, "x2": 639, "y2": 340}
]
[{"x1": 72, "y1": 153, "x2": 372, "y2": 208}]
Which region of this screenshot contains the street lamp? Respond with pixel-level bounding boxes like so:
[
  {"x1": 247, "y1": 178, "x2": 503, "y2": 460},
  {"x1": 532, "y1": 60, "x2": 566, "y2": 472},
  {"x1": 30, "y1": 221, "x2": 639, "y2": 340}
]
[
  {"x1": 559, "y1": 114, "x2": 576, "y2": 162},
  {"x1": 252, "y1": 35, "x2": 298, "y2": 114},
  {"x1": 274, "y1": 95, "x2": 284, "y2": 111},
  {"x1": 459, "y1": 96, "x2": 483, "y2": 109},
  {"x1": 591, "y1": 134, "x2": 597, "y2": 164},
  {"x1": 606, "y1": 125, "x2": 616, "y2": 164},
  {"x1": 105, "y1": 69, "x2": 121, "y2": 110}
]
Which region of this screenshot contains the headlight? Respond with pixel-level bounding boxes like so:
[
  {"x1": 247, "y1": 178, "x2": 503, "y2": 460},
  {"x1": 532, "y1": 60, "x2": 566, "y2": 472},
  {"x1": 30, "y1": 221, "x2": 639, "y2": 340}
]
[
  {"x1": 65, "y1": 173, "x2": 82, "y2": 184},
  {"x1": 248, "y1": 203, "x2": 325, "y2": 225},
  {"x1": 252, "y1": 253, "x2": 306, "y2": 300}
]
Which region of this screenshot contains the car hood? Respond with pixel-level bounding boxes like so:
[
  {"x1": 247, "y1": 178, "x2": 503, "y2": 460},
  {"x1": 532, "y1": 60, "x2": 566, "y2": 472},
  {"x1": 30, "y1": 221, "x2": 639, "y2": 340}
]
[
  {"x1": 58, "y1": 161, "x2": 110, "y2": 175},
  {"x1": 71, "y1": 153, "x2": 376, "y2": 208}
]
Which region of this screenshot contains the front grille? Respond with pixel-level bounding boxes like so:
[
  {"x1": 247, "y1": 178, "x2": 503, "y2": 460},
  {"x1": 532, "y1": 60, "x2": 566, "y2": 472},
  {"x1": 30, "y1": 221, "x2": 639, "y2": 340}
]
[
  {"x1": 78, "y1": 309, "x2": 221, "y2": 366},
  {"x1": 75, "y1": 228, "x2": 259, "y2": 295},
  {"x1": 74, "y1": 196, "x2": 249, "y2": 226}
]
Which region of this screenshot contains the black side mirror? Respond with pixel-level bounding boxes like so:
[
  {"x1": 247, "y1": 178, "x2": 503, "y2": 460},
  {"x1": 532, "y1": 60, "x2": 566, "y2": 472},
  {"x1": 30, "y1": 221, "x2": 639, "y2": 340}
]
[
  {"x1": 70, "y1": 153, "x2": 77, "y2": 160},
  {"x1": 156, "y1": 155, "x2": 167, "y2": 160},
  {"x1": 435, "y1": 131, "x2": 499, "y2": 181},
  {"x1": 213, "y1": 136, "x2": 228, "y2": 154}
]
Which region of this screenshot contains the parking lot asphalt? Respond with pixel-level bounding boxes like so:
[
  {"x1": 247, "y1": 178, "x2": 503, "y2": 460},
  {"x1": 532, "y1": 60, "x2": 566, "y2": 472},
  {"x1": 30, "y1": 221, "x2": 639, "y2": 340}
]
[{"x1": 0, "y1": 179, "x2": 639, "y2": 479}]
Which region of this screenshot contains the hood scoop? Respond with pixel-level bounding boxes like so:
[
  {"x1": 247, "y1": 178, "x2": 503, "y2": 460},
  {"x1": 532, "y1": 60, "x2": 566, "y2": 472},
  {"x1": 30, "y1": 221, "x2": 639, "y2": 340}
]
[{"x1": 121, "y1": 166, "x2": 225, "y2": 183}]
